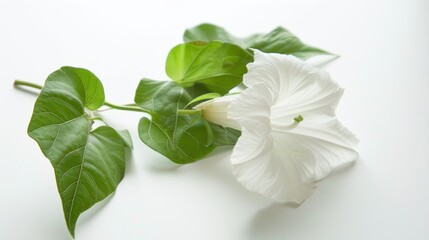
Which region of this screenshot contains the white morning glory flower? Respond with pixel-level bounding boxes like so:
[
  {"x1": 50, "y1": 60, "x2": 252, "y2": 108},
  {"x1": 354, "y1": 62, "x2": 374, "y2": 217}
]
[{"x1": 195, "y1": 50, "x2": 359, "y2": 204}]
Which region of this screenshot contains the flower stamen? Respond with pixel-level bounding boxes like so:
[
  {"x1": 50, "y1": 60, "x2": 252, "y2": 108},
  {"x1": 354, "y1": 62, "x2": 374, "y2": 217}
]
[
  {"x1": 294, "y1": 115, "x2": 304, "y2": 123},
  {"x1": 275, "y1": 115, "x2": 304, "y2": 131}
]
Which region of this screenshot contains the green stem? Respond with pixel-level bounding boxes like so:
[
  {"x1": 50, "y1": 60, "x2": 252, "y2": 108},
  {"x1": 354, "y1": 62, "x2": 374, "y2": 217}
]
[
  {"x1": 14, "y1": 80, "x2": 43, "y2": 90},
  {"x1": 124, "y1": 103, "x2": 138, "y2": 107},
  {"x1": 14, "y1": 79, "x2": 148, "y2": 113},
  {"x1": 178, "y1": 109, "x2": 201, "y2": 115},
  {"x1": 103, "y1": 101, "x2": 148, "y2": 113}
]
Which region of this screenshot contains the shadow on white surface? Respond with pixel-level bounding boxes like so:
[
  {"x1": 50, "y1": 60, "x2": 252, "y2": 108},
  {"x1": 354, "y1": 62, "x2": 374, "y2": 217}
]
[
  {"x1": 124, "y1": 148, "x2": 138, "y2": 175},
  {"x1": 145, "y1": 156, "x2": 182, "y2": 172},
  {"x1": 77, "y1": 148, "x2": 136, "y2": 233},
  {"x1": 78, "y1": 194, "x2": 115, "y2": 229},
  {"x1": 306, "y1": 55, "x2": 340, "y2": 69},
  {"x1": 246, "y1": 157, "x2": 361, "y2": 239},
  {"x1": 145, "y1": 146, "x2": 235, "y2": 174},
  {"x1": 13, "y1": 85, "x2": 40, "y2": 97}
]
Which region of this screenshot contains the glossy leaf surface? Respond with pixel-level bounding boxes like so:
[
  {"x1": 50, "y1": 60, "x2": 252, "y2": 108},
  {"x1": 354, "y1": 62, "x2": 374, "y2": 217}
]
[
  {"x1": 166, "y1": 41, "x2": 253, "y2": 95},
  {"x1": 184, "y1": 23, "x2": 331, "y2": 59},
  {"x1": 135, "y1": 78, "x2": 239, "y2": 164},
  {"x1": 27, "y1": 67, "x2": 129, "y2": 237}
]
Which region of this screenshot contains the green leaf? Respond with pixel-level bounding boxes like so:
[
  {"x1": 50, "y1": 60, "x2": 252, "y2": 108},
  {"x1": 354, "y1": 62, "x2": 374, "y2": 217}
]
[
  {"x1": 165, "y1": 41, "x2": 253, "y2": 95},
  {"x1": 117, "y1": 129, "x2": 134, "y2": 149},
  {"x1": 184, "y1": 23, "x2": 257, "y2": 48},
  {"x1": 27, "y1": 67, "x2": 129, "y2": 237},
  {"x1": 248, "y1": 27, "x2": 332, "y2": 59},
  {"x1": 185, "y1": 92, "x2": 221, "y2": 108},
  {"x1": 210, "y1": 123, "x2": 241, "y2": 146},
  {"x1": 135, "y1": 78, "x2": 239, "y2": 164},
  {"x1": 184, "y1": 23, "x2": 332, "y2": 60}
]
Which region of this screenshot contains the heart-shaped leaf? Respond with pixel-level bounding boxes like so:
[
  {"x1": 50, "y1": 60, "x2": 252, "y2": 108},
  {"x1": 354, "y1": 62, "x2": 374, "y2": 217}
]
[
  {"x1": 184, "y1": 23, "x2": 332, "y2": 59},
  {"x1": 166, "y1": 41, "x2": 253, "y2": 95},
  {"x1": 27, "y1": 66, "x2": 130, "y2": 237},
  {"x1": 135, "y1": 78, "x2": 239, "y2": 164}
]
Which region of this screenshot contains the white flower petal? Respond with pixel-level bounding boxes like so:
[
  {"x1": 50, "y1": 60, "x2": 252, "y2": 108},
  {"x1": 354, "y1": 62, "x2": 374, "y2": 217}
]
[
  {"x1": 232, "y1": 129, "x2": 316, "y2": 203},
  {"x1": 244, "y1": 50, "x2": 319, "y2": 103},
  {"x1": 271, "y1": 132, "x2": 317, "y2": 183},
  {"x1": 228, "y1": 84, "x2": 273, "y2": 132},
  {"x1": 243, "y1": 49, "x2": 281, "y2": 95},
  {"x1": 285, "y1": 117, "x2": 359, "y2": 180},
  {"x1": 292, "y1": 134, "x2": 358, "y2": 181},
  {"x1": 230, "y1": 127, "x2": 271, "y2": 165},
  {"x1": 271, "y1": 71, "x2": 343, "y2": 122},
  {"x1": 197, "y1": 50, "x2": 359, "y2": 204},
  {"x1": 289, "y1": 116, "x2": 359, "y2": 151}
]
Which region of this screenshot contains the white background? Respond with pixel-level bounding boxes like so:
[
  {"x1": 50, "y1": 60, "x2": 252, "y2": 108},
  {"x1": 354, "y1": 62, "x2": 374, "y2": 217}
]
[{"x1": 1, "y1": 0, "x2": 428, "y2": 239}]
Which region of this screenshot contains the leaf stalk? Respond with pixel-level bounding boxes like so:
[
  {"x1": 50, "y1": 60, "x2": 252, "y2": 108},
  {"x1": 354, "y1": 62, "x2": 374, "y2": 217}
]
[
  {"x1": 103, "y1": 101, "x2": 148, "y2": 113},
  {"x1": 14, "y1": 80, "x2": 147, "y2": 113},
  {"x1": 14, "y1": 80, "x2": 43, "y2": 90}
]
